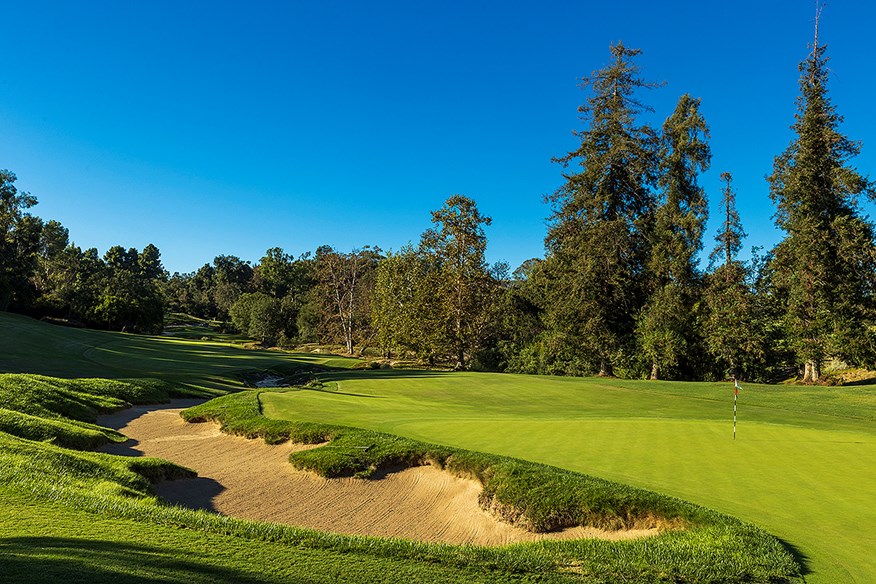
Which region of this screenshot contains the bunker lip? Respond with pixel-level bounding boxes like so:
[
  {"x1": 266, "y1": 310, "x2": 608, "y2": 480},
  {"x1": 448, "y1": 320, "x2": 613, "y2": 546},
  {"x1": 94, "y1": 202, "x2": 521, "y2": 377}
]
[{"x1": 97, "y1": 401, "x2": 661, "y2": 546}]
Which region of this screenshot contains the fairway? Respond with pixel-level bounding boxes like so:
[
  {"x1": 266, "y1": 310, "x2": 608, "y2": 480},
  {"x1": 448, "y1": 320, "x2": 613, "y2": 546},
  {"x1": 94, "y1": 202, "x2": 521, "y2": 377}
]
[
  {"x1": 261, "y1": 371, "x2": 876, "y2": 584},
  {"x1": 0, "y1": 312, "x2": 358, "y2": 391}
]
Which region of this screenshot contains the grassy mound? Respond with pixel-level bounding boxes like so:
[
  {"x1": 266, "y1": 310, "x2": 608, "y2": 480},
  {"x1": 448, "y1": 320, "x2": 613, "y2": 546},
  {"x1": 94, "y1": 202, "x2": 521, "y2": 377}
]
[{"x1": 0, "y1": 374, "x2": 199, "y2": 449}]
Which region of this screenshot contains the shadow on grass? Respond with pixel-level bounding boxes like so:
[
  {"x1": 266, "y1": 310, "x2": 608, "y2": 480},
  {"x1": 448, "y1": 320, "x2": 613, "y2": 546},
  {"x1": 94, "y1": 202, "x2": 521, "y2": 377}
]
[
  {"x1": 0, "y1": 537, "x2": 297, "y2": 584},
  {"x1": 155, "y1": 477, "x2": 224, "y2": 513},
  {"x1": 777, "y1": 536, "x2": 812, "y2": 580},
  {"x1": 299, "y1": 387, "x2": 386, "y2": 399},
  {"x1": 842, "y1": 377, "x2": 876, "y2": 387},
  {"x1": 320, "y1": 368, "x2": 452, "y2": 382}
]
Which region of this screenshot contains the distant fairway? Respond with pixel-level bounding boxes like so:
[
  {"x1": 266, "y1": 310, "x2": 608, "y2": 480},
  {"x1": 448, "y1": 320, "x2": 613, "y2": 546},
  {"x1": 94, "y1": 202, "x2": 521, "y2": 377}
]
[
  {"x1": 0, "y1": 312, "x2": 358, "y2": 391},
  {"x1": 261, "y1": 370, "x2": 876, "y2": 584}
]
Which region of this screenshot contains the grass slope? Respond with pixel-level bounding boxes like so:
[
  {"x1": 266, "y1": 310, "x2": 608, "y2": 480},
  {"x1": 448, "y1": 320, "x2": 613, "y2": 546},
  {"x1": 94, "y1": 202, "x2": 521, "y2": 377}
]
[
  {"x1": 260, "y1": 370, "x2": 876, "y2": 584},
  {"x1": 0, "y1": 311, "x2": 360, "y2": 391},
  {"x1": 0, "y1": 374, "x2": 564, "y2": 583}
]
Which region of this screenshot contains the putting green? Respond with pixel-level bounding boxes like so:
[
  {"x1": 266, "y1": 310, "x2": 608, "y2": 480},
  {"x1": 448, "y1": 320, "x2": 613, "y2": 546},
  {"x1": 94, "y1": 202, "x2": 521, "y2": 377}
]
[{"x1": 261, "y1": 371, "x2": 876, "y2": 584}]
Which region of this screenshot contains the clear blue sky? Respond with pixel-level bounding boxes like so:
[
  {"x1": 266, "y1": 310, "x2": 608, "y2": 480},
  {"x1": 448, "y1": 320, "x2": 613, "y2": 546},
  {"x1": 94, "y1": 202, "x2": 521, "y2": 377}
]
[{"x1": 2, "y1": 1, "x2": 874, "y2": 274}]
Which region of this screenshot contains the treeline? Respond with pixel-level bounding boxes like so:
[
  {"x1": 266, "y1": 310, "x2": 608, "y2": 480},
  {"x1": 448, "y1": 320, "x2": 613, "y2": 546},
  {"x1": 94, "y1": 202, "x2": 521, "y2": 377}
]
[
  {"x1": 2, "y1": 34, "x2": 874, "y2": 383},
  {"x1": 0, "y1": 176, "x2": 166, "y2": 333},
  {"x1": 509, "y1": 40, "x2": 875, "y2": 382}
]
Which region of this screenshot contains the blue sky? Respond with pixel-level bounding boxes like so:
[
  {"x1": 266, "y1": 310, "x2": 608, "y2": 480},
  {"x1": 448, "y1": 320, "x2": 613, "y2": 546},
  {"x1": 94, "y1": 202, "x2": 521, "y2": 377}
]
[{"x1": 2, "y1": 1, "x2": 874, "y2": 274}]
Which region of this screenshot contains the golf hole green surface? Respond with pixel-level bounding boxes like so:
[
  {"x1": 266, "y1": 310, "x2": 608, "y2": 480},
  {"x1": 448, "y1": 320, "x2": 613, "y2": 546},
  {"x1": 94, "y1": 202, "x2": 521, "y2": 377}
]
[{"x1": 261, "y1": 371, "x2": 876, "y2": 584}]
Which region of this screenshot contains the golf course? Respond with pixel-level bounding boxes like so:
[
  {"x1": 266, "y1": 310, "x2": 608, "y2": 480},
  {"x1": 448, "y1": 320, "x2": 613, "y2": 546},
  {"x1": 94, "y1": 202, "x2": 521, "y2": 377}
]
[
  {"x1": 0, "y1": 311, "x2": 873, "y2": 582},
  {"x1": 261, "y1": 371, "x2": 876, "y2": 582}
]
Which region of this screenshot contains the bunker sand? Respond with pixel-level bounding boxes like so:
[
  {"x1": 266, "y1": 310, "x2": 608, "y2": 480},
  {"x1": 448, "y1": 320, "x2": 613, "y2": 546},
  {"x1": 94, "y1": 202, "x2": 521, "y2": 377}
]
[{"x1": 99, "y1": 401, "x2": 658, "y2": 546}]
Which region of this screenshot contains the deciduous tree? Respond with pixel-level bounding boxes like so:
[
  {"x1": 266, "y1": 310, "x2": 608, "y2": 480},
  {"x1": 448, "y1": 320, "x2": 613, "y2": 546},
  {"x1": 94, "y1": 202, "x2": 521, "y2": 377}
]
[
  {"x1": 315, "y1": 246, "x2": 380, "y2": 354},
  {"x1": 421, "y1": 195, "x2": 495, "y2": 369}
]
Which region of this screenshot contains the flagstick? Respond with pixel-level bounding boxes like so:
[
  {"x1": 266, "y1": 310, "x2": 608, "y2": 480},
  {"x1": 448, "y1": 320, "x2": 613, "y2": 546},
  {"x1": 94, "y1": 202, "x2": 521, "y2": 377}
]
[
  {"x1": 732, "y1": 377, "x2": 740, "y2": 441},
  {"x1": 733, "y1": 387, "x2": 737, "y2": 441}
]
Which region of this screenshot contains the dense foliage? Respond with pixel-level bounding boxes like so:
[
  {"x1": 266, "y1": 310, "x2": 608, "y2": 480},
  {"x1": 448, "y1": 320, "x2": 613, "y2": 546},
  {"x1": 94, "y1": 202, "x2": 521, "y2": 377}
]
[
  {"x1": 767, "y1": 32, "x2": 876, "y2": 381},
  {"x1": 372, "y1": 195, "x2": 500, "y2": 368}
]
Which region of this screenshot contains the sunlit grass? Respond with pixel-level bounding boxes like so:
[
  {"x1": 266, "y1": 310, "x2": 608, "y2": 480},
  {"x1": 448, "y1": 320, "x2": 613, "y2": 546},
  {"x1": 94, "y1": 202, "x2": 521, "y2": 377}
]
[
  {"x1": 0, "y1": 373, "x2": 800, "y2": 583},
  {"x1": 260, "y1": 370, "x2": 876, "y2": 584}
]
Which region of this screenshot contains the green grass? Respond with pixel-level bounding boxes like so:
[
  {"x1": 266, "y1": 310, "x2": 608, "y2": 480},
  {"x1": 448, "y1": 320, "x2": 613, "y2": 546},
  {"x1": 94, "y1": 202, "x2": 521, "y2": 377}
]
[
  {"x1": 0, "y1": 373, "x2": 799, "y2": 583},
  {"x1": 184, "y1": 389, "x2": 799, "y2": 582},
  {"x1": 259, "y1": 370, "x2": 876, "y2": 584},
  {"x1": 0, "y1": 374, "x2": 203, "y2": 449},
  {"x1": 0, "y1": 373, "x2": 571, "y2": 583},
  {"x1": 2, "y1": 498, "x2": 577, "y2": 584},
  {"x1": 0, "y1": 312, "x2": 855, "y2": 582},
  {"x1": 0, "y1": 311, "x2": 361, "y2": 391}
]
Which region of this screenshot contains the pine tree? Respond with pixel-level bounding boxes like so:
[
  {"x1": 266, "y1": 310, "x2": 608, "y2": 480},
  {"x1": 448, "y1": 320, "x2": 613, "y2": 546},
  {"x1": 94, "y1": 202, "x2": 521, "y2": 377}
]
[
  {"x1": 767, "y1": 17, "x2": 876, "y2": 382},
  {"x1": 703, "y1": 173, "x2": 765, "y2": 379},
  {"x1": 638, "y1": 94, "x2": 711, "y2": 380},
  {"x1": 544, "y1": 43, "x2": 659, "y2": 376}
]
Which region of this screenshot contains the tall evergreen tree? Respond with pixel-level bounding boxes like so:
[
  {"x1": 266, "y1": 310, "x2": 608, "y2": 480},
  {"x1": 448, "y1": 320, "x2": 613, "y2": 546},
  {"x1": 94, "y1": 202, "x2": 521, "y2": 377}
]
[
  {"x1": 544, "y1": 43, "x2": 659, "y2": 377},
  {"x1": 703, "y1": 173, "x2": 766, "y2": 379},
  {"x1": 767, "y1": 20, "x2": 876, "y2": 382},
  {"x1": 638, "y1": 94, "x2": 711, "y2": 380}
]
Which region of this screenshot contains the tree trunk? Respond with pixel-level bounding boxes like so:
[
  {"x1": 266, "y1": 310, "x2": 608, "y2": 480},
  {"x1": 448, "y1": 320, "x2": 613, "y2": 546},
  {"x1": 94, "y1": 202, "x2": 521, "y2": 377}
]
[
  {"x1": 598, "y1": 358, "x2": 614, "y2": 377},
  {"x1": 455, "y1": 346, "x2": 466, "y2": 371},
  {"x1": 803, "y1": 361, "x2": 821, "y2": 384},
  {"x1": 650, "y1": 363, "x2": 660, "y2": 380}
]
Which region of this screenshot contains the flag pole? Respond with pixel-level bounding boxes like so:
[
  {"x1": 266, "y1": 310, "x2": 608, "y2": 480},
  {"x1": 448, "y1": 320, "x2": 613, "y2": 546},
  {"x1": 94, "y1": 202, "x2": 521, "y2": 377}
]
[{"x1": 733, "y1": 377, "x2": 741, "y2": 441}]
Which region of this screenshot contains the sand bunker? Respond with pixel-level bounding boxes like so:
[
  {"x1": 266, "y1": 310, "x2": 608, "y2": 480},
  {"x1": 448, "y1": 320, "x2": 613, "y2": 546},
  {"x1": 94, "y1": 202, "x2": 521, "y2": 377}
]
[{"x1": 98, "y1": 401, "x2": 658, "y2": 546}]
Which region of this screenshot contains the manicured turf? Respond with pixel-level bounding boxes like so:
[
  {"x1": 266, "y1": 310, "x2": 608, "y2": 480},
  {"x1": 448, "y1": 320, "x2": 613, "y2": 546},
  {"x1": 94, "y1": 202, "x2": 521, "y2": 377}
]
[
  {"x1": 0, "y1": 374, "x2": 576, "y2": 583},
  {"x1": 0, "y1": 373, "x2": 800, "y2": 583},
  {"x1": 1, "y1": 491, "x2": 548, "y2": 584},
  {"x1": 0, "y1": 311, "x2": 359, "y2": 391},
  {"x1": 0, "y1": 312, "x2": 865, "y2": 582},
  {"x1": 260, "y1": 370, "x2": 876, "y2": 584}
]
